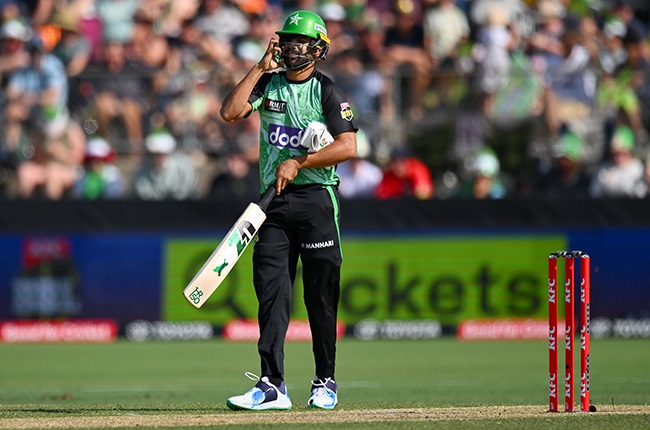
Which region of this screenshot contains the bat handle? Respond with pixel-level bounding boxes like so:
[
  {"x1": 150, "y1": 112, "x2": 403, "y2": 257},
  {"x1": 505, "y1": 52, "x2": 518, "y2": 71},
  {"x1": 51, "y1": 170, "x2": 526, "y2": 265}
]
[{"x1": 258, "y1": 183, "x2": 276, "y2": 212}]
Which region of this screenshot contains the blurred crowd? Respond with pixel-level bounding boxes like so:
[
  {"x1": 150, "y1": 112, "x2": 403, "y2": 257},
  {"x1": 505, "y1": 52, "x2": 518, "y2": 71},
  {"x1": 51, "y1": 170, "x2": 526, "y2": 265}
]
[{"x1": 0, "y1": 0, "x2": 650, "y2": 200}]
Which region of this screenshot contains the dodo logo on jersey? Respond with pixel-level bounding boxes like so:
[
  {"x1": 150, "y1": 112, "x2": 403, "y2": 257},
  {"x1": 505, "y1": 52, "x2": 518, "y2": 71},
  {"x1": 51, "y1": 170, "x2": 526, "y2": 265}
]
[{"x1": 268, "y1": 124, "x2": 304, "y2": 149}]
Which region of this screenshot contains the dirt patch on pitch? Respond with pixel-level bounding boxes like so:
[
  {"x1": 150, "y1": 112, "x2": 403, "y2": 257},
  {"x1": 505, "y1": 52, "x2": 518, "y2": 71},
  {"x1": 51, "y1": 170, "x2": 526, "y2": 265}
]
[{"x1": 1, "y1": 405, "x2": 648, "y2": 429}]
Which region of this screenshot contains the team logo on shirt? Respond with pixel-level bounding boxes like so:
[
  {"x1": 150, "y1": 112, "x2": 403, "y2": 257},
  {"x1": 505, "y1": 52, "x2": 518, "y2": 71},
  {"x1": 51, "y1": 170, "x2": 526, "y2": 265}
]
[
  {"x1": 265, "y1": 99, "x2": 287, "y2": 113},
  {"x1": 340, "y1": 102, "x2": 354, "y2": 121}
]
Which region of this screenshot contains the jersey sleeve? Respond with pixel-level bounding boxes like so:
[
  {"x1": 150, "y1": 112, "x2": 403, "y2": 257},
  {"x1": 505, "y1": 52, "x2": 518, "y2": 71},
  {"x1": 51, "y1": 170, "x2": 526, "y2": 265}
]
[
  {"x1": 248, "y1": 72, "x2": 273, "y2": 112},
  {"x1": 319, "y1": 74, "x2": 358, "y2": 137}
]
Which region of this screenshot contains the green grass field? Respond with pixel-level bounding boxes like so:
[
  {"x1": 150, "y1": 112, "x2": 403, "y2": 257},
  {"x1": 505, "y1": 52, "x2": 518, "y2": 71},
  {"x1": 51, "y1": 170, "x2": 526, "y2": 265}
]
[{"x1": 0, "y1": 338, "x2": 649, "y2": 429}]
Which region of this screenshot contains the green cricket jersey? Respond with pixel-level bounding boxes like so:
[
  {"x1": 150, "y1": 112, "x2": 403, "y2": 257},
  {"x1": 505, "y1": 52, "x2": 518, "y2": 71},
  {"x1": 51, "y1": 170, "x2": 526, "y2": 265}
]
[{"x1": 248, "y1": 69, "x2": 358, "y2": 191}]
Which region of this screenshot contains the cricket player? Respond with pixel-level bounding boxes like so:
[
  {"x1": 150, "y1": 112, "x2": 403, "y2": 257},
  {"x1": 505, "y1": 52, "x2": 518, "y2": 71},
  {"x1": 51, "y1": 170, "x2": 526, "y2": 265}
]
[{"x1": 220, "y1": 10, "x2": 358, "y2": 410}]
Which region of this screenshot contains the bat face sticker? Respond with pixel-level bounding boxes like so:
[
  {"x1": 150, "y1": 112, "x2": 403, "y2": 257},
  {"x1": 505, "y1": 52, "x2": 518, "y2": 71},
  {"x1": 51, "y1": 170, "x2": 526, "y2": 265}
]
[
  {"x1": 188, "y1": 287, "x2": 204, "y2": 305},
  {"x1": 228, "y1": 220, "x2": 258, "y2": 255},
  {"x1": 213, "y1": 259, "x2": 229, "y2": 276}
]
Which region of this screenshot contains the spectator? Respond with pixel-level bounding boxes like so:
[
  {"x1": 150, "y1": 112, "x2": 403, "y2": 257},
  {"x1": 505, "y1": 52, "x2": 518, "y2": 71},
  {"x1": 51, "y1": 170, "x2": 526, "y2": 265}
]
[
  {"x1": 376, "y1": 146, "x2": 434, "y2": 199},
  {"x1": 578, "y1": 13, "x2": 601, "y2": 66},
  {"x1": 620, "y1": 16, "x2": 650, "y2": 148},
  {"x1": 611, "y1": 0, "x2": 648, "y2": 43},
  {"x1": 471, "y1": 2, "x2": 515, "y2": 115},
  {"x1": 227, "y1": 12, "x2": 281, "y2": 90},
  {"x1": 15, "y1": 107, "x2": 86, "y2": 199},
  {"x1": 449, "y1": 94, "x2": 487, "y2": 164},
  {"x1": 527, "y1": 0, "x2": 566, "y2": 87},
  {"x1": 132, "y1": 128, "x2": 199, "y2": 200},
  {"x1": 92, "y1": 39, "x2": 147, "y2": 155},
  {"x1": 423, "y1": 0, "x2": 470, "y2": 106},
  {"x1": 599, "y1": 18, "x2": 628, "y2": 75},
  {"x1": 195, "y1": 0, "x2": 249, "y2": 65},
  {"x1": 96, "y1": 0, "x2": 138, "y2": 44},
  {"x1": 348, "y1": 13, "x2": 386, "y2": 120},
  {"x1": 129, "y1": 9, "x2": 168, "y2": 68},
  {"x1": 337, "y1": 156, "x2": 383, "y2": 198},
  {"x1": 234, "y1": 36, "x2": 265, "y2": 70},
  {"x1": 530, "y1": 11, "x2": 603, "y2": 169},
  {"x1": 232, "y1": 11, "x2": 275, "y2": 70},
  {"x1": 597, "y1": 30, "x2": 645, "y2": 161},
  {"x1": 24, "y1": 0, "x2": 56, "y2": 26},
  {"x1": 590, "y1": 125, "x2": 647, "y2": 198},
  {"x1": 487, "y1": 43, "x2": 543, "y2": 129},
  {"x1": 0, "y1": 17, "x2": 31, "y2": 84},
  {"x1": 232, "y1": 0, "x2": 268, "y2": 17},
  {"x1": 4, "y1": 33, "x2": 71, "y2": 166},
  {"x1": 0, "y1": 18, "x2": 31, "y2": 164},
  {"x1": 155, "y1": 0, "x2": 200, "y2": 38},
  {"x1": 532, "y1": 130, "x2": 592, "y2": 198},
  {"x1": 597, "y1": 73, "x2": 643, "y2": 160},
  {"x1": 358, "y1": 11, "x2": 384, "y2": 68},
  {"x1": 164, "y1": 70, "x2": 222, "y2": 153},
  {"x1": 150, "y1": 32, "x2": 188, "y2": 117},
  {"x1": 71, "y1": 136, "x2": 125, "y2": 199},
  {"x1": 49, "y1": 8, "x2": 92, "y2": 77},
  {"x1": 380, "y1": 0, "x2": 432, "y2": 121},
  {"x1": 327, "y1": 47, "x2": 382, "y2": 126},
  {"x1": 318, "y1": 2, "x2": 356, "y2": 59},
  {"x1": 197, "y1": 0, "x2": 249, "y2": 41},
  {"x1": 336, "y1": 130, "x2": 383, "y2": 198},
  {"x1": 547, "y1": 25, "x2": 598, "y2": 124},
  {"x1": 470, "y1": 0, "x2": 533, "y2": 38},
  {"x1": 73, "y1": 0, "x2": 104, "y2": 64},
  {"x1": 207, "y1": 137, "x2": 260, "y2": 201},
  {"x1": 424, "y1": 0, "x2": 469, "y2": 69},
  {"x1": 163, "y1": 16, "x2": 212, "y2": 86},
  {"x1": 176, "y1": 13, "x2": 202, "y2": 61},
  {"x1": 454, "y1": 147, "x2": 507, "y2": 199}
]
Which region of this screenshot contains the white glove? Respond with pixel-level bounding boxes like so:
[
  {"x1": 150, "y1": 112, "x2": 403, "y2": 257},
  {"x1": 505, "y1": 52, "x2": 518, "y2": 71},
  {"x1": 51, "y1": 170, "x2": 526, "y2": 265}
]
[{"x1": 300, "y1": 122, "x2": 334, "y2": 153}]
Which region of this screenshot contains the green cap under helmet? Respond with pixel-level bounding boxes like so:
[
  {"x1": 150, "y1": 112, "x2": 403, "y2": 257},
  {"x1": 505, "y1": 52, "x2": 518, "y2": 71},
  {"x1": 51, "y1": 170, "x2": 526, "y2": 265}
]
[{"x1": 276, "y1": 10, "x2": 330, "y2": 45}]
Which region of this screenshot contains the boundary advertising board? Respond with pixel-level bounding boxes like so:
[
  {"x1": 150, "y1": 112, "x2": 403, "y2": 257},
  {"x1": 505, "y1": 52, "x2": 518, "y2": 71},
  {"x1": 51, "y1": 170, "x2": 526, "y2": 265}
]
[{"x1": 163, "y1": 236, "x2": 566, "y2": 326}]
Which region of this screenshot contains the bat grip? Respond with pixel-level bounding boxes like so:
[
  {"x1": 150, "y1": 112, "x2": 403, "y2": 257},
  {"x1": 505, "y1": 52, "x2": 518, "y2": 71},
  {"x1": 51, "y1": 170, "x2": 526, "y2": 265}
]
[{"x1": 258, "y1": 183, "x2": 276, "y2": 211}]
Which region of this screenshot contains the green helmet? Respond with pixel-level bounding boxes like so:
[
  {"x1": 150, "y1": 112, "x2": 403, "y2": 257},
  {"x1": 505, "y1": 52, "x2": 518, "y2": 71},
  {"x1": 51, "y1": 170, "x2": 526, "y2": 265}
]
[
  {"x1": 275, "y1": 11, "x2": 330, "y2": 69},
  {"x1": 276, "y1": 10, "x2": 330, "y2": 46}
]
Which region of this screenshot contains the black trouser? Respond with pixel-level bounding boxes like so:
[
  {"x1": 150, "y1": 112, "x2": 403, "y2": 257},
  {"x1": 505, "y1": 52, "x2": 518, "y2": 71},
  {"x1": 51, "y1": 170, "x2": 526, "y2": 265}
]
[{"x1": 253, "y1": 184, "x2": 342, "y2": 382}]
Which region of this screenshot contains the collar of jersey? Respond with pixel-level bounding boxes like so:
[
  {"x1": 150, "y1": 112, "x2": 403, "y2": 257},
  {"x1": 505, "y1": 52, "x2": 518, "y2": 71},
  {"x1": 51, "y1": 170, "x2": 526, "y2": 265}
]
[{"x1": 285, "y1": 68, "x2": 317, "y2": 84}]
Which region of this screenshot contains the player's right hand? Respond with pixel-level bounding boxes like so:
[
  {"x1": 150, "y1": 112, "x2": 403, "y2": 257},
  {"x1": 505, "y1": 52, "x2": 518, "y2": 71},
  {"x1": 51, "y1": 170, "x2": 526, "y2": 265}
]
[
  {"x1": 274, "y1": 156, "x2": 303, "y2": 194},
  {"x1": 258, "y1": 38, "x2": 283, "y2": 72}
]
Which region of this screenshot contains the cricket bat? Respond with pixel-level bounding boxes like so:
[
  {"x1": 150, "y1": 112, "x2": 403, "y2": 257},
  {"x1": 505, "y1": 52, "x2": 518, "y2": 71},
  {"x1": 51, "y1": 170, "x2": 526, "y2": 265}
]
[{"x1": 183, "y1": 185, "x2": 276, "y2": 308}]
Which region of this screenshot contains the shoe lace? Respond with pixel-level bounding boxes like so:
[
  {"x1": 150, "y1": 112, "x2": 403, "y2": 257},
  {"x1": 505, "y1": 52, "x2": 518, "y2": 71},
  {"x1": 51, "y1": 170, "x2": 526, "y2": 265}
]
[
  {"x1": 241, "y1": 372, "x2": 265, "y2": 402},
  {"x1": 244, "y1": 371, "x2": 260, "y2": 382},
  {"x1": 242, "y1": 372, "x2": 284, "y2": 399},
  {"x1": 311, "y1": 377, "x2": 334, "y2": 397}
]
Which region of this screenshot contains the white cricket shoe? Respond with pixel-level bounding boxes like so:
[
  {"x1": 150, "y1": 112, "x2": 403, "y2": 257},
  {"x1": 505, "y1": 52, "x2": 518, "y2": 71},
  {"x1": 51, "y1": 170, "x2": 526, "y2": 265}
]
[
  {"x1": 307, "y1": 377, "x2": 338, "y2": 409},
  {"x1": 227, "y1": 372, "x2": 292, "y2": 411}
]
